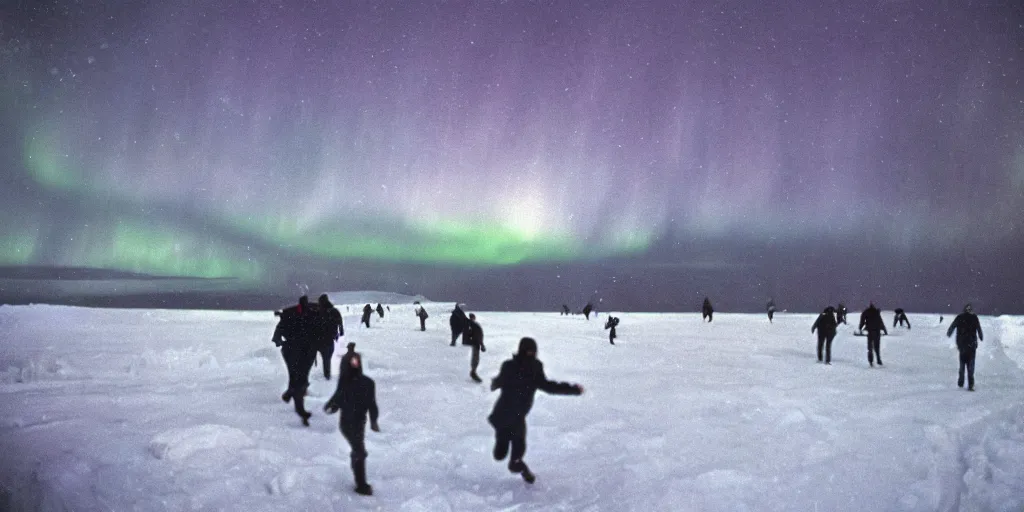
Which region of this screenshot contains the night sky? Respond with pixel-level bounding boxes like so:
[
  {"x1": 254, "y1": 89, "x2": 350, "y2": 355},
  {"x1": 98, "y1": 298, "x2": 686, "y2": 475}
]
[{"x1": 1, "y1": 0, "x2": 1022, "y2": 312}]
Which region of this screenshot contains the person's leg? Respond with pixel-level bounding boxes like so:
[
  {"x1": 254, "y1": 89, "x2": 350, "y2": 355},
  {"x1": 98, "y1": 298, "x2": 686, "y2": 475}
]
[
  {"x1": 817, "y1": 333, "x2": 825, "y2": 362},
  {"x1": 492, "y1": 426, "x2": 512, "y2": 461},
  {"x1": 470, "y1": 345, "x2": 480, "y2": 375},
  {"x1": 825, "y1": 334, "x2": 834, "y2": 364},
  {"x1": 958, "y1": 350, "x2": 967, "y2": 387},
  {"x1": 508, "y1": 421, "x2": 528, "y2": 471},
  {"x1": 966, "y1": 347, "x2": 977, "y2": 390}
]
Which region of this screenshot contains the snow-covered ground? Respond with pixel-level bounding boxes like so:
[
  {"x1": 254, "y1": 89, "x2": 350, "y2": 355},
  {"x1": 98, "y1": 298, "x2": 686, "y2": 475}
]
[{"x1": 1, "y1": 301, "x2": 1023, "y2": 511}]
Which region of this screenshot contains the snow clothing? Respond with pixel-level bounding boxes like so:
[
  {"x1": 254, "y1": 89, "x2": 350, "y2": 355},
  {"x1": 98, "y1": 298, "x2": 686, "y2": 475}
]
[
  {"x1": 376, "y1": 303, "x2": 385, "y2": 319},
  {"x1": 767, "y1": 299, "x2": 776, "y2": 323},
  {"x1": 449, "y1": 305, "x2": 469, "y2": 346},
  {"x1": 361, "y1": 304, "x2": 373, "y2": 328},
  {"x1": 702, "y1": 298, "x2": 714, "y2": 322},
  {"x1": 947, "y1": 306, "x2": 983, "y2": 390},
  {"x1": 325, "y1": 354, "x2": 379, "y2": 495},
  {"x1": 464, "y1": 315, "x2": 485, "y2": 379},
  {"x1": 488, "y1": 338, "x2": 582, "y2": 477},
  {"x1": 582, "y1": 303, "x2": 594, "y2": 320},
  {"x1": 812, "y1": 307, "x2": 837, "y2": 363},
  {"x1": 893, "y1": 308, "x2": 911, "y2": 329},
  {"x1": 272, "y1": 296, "x2": 317, "y2": 424},
  {"x1": 415, "y1": 304, "x2": 429, "y2": 331},
  {"x1": 316, "y1": 295, "x2": 343, "y2": 380},
  {"x1": 858, "y1": 304, "x2": 888, "y2": 366},
  {"x1": 605, "y1": 316, "x2": 620, "y2": 345}
]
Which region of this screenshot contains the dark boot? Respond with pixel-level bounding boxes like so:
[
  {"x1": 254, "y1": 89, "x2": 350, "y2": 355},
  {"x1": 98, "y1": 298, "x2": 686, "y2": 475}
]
[
  {"x1": 293, "y1": 394, "x2": 311, "y2": 426},
  {"x1": 281, "y1": 390, "x2": 292, "y2": 403},
  {"x1": 470, "y1": 371, "x2": 482, "y2": 383},
  {"x1": 352, "y1": 457, "x2": 372, "y2": 495}
]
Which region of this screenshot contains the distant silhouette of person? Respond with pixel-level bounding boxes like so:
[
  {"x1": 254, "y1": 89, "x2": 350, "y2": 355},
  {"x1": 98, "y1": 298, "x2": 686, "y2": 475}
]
[
  {"x1": 836, "y1": 303, "x2": 848, "y2": 325},
  {"x1": 561, "y1": 304, "x2": 570, "y2": 316},
  {"x1": 324, "y1": 352, "x2": 380, "y2": 496},
  {"x1": 858, "y1": 302, "x2": 888, "y2": 367},
  {"x1": 376, "y1": 303, "x2": 385, "y2": 319},
  {"x1": 766, "y1": 299, "x2": 776, "y2": 323},
  {"x1": 488, "y1": 337, "x2": 583, "y2": 484},
  {"x1": 604, "y1": 315, "x2": 620, "y2": 345},
  {"x1": 361, "y1": 304, "x2": 373, "y2": 328},
  {"x1": 464, "y1": 313, "x2": 486, "y2": 382},
  {"x1": 582, "y1": 302, "x2": 594, "y2": 320},
  {"x1": 939, "y1": 315, "x2": 944, "y2": 324},
  {"x1": 811, "y1": 306, "x2": 837, "y2": 364},
  {"x1": 702, "y1": 297, "x2": 714, "y2": 322},
  {"x1": 414, "y1": 302, "x2": 429, "y2": 331},
  {"x1": 947, "y1": 303, "x2": 983, "y2": 391},
  {"x1": 449, "y1": 304, "x2": 469, "y2": 346},
  {"x1": 893, "y1": 308, "x2": 911, "y2": 329}
]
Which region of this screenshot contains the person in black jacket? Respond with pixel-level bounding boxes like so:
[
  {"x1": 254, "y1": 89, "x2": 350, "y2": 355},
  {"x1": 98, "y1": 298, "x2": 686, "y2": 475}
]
[
  {"x1": 339, "y1": 342, "x2": 358, "y2": 380},
  {"x1": 893, "y1": 308, "x2": 911, "y2": 329},
  {"x1": 316, "y1": 294, "x2": 343, "y2": 380},
  {"x1": 766, "y1": 299, "x2": 776, "y2": 323},
  {"x1": 702, "y1": 297, "x2": 714, "y2": 322},
  {"x1": 324, "y1": 352, "x2": 380, "y2": 496},
  {"x1": 361, "y1": 304, "x2": 373, "y2": 328},
  {"x1": 464, "y1": 313, "x2": 486, "y2": 382},
  {"x1": 582, "y1": 302, "x2": 594, "y2": 320},
  {"x1": 604, "y1": 316, "x2": 620, "y2": 345},
  {"x1": 414, "y1": 302, "x2": 429, "y2": 331},
  {"x1": 272, "y1": 295, "x2": 317, "y2": 426},
  {"x1": 449, "y1": 304, "x2": 469, "y2": 346},
  {"x1": 811, "y1": 306, "x2": 837, "y2": 364},
  {"x1": 858, "y1": 302, "x2": 888, "y2": 367},
  {"x1": 488, "y1": 337, "x2": 583, "y2": 483},
  {"x1": 946, "y1": 303, "x2": 984, "y2": 391},
  {"x1": 561, "y1": 304, "x2": 570, "y2": 316},
  {"x1": 836, "y1": 303, "x2": 848, "y2": 325},
  {"x1": 376, "y1": 303, "x2": 385, "y2": 319}
]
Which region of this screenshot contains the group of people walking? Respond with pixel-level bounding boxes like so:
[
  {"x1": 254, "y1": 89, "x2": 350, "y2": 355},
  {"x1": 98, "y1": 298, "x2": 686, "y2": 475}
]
[{"x1": 271, "y1": 296, "x2": 584, "y2": 495}]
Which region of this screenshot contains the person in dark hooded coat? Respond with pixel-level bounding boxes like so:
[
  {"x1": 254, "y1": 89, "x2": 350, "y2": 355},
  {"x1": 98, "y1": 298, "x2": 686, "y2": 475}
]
[
  {"x1": 582, "y1": 302, "x2": 594, "y2": 320},
  {"x1": 946, "y1": 303, "x2": 984, "y2": 391},
  {"x1": 858, "y1": 302, "x2": 888, "y2": 367},
  {"x1": 702, "y1": 297, "x2": 714, "y2": 322},
  {"x1": 324, "y1": 352, "x2": 380, "y2": 496},
  {"x1": 811, "y1": 306, "x2": 838, "y2": 364},
  {"x1": 316, "y1": 294, "x2": 343, "y2": 380},
  {"x1": 376, "y1": 303, "x2": 385, "y2": 319},
  {"x1": 449, "y1": 304, "x2": 469, "y2": 346},
  {"x1": 488, "y1": 337, "x2": 583, "y2": 483},
  {"x1": 464, "y1": 313, "x2": 486, "y2": 382},
  {"x1": 361, "y1": 304, "x2": 373, "y2": 328},
  {"x1": 272, "y1": 295, "x2": 317, "y2": 426}
]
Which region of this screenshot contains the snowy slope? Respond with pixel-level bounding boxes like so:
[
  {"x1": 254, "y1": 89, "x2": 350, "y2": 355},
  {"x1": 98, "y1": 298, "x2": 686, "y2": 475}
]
[{"x1": 1, "y1": 306, "x2": 1022, "y2": 511}]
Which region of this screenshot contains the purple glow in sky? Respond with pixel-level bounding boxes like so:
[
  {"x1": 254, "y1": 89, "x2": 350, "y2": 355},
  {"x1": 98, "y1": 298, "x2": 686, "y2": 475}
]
[{"x1": 1, "y1": 0, "x2": 1022, "y2": 311}]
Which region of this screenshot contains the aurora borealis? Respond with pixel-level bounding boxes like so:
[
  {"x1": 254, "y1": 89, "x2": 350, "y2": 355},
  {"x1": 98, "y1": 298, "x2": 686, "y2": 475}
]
[{"x1": 1, "y1": 0, "x2": 1022, "y2": 311}]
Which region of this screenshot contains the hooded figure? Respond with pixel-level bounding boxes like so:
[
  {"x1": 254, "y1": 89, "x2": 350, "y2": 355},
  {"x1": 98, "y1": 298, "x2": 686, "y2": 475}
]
[
  {"x1": 488, "y1": 337, "x2": 583, "y2": 483},
  {"x1": 325, "y1": 352, "x2": 380, "y2": 496},
  {"x1": 449, "y1": 304, "x2": 469, "y2": 346},
  {"x1": 316, "y1": 294, "x2": 343, "y2": 380},
  {"x1": 702, "y1": 297, "x2": 714, "y2": 322},
  {"x1": 272, "y1": 295, "x2": 317, "y2": 426},
  {"x1": 361, "y1": 304, "x2": 373, "y2": 328},
  {"x1": 464, "y1": 313, "x2": 486, "y2": 382},
  {"x1": 811, "y1": 306, "x2": 838, "y2": 364},
  {"x1": 858, "y1": 302, "x2": 888, "y2": 367},
  {"x1": 376, "y1": 303, "x2": 385, "y2": 319},
  {"x1": 946, "y1": 303, "x2": 984, "y2": 391}
]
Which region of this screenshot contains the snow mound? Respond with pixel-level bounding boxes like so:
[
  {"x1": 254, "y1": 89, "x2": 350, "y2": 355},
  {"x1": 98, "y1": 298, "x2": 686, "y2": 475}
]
[
  {"x1": 1, "y1": 357, "x2": 80, "y2": 384},
  {"x1": 149, "y1": 424, "x2": 254, "y2": 460}
]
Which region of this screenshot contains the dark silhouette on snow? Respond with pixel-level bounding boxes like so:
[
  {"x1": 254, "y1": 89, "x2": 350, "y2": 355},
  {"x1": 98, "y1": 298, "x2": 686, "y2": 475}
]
[
  {"x1": 561, "y1": 304, "x2": 570, "y2": 316},
  {"x1": 858, "y1": 302, "x2": 888, "y2": 367},
  {"x1": 893, "y1": 308, "x2": 911, "y2": 329},
  {"x1": 361, "y1": 304, "x2": 373, "y2": 328},
  {"x1": 316, "y1": 294, "x2": 343, "y2": 380},
  {"x1": 811, "y1": 306, "x2": 837, "y2": 364},
  {"x1": 463, "y1": 313, "x2": 486, "y2": 382},
  {"x1": 449, "y1": 304, "x2": 469, "y2": 346},
  {"x1": 582, "y1": 302, "x2": 594, "y2": 320},
  {"x1": 489, "y1": 337, "x2": 583, "y2": 484},
  {"x1": 836, "y1": 303, "x2": 848, "y2": 325},
  {"x1": 605, "y1": 316, "x2": 620, "y2": 345},
  {"x1": 324, "y1": 352, "x2": 380, "y2": 496},
  {"x1": 375, "y1": 303, "x2": 385, "y2": 319},
  {"x1": 702, "y1": 297, "x2": 714, "y2": 322},
  {"x1": 766, "y1": 299, "x2": 776, "y2": 323},
  {"x1": 414, "y1": 302, "x2": 429, "y2": 331},
  {"x1": 947, "y1": 303, "x2": 984, "y2": 391},
  {"x1": 272, "y1": 295, "x2": 317, "y2": 426}
]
